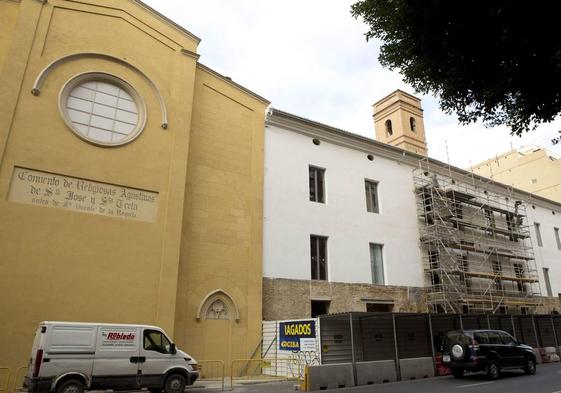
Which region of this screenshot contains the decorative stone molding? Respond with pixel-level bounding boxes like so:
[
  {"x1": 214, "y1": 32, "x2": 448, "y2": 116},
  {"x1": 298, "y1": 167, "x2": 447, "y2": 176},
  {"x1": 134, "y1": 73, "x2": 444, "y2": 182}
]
[
  {"x1": 196, "y1": 289, "x2": 240, "y2": 322},
  {"x1": 31, "y1": 52, "x2": 169, "y2": 129}
]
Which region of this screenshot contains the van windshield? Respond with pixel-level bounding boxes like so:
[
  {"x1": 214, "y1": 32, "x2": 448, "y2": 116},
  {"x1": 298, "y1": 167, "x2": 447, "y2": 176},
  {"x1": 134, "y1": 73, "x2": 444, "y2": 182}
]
[{"x1": 143, "y1": 330, "x2": 172, "y2": 354}]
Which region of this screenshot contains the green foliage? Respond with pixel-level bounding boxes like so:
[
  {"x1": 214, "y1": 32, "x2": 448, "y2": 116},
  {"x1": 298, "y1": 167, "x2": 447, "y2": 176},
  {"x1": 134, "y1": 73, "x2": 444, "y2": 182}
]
[{"x1": 351, "y1": 0, "x2": 561, "y2": 135}]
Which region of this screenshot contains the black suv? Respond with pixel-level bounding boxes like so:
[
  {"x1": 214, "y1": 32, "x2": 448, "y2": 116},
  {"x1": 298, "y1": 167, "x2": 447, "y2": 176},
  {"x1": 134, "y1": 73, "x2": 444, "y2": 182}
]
[{"x1": 442, "y1": 330, "x2": 536, "y2": 379}]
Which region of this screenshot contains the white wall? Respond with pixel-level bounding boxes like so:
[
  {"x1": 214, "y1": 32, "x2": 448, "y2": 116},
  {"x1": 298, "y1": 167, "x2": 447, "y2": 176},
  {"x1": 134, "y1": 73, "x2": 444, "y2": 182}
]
[
  {"x1": 263, "y1": 125, "x2": 424, "y2": 287},
  {"x1": 526, "y1": 204, "x2": 561, "y2": 297}
]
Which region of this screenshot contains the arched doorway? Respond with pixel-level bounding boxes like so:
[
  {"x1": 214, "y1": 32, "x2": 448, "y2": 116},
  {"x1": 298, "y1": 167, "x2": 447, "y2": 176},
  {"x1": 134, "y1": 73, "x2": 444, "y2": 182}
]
[{"x1": 196, "y1": 290, "x2": 239, "y2": 376}]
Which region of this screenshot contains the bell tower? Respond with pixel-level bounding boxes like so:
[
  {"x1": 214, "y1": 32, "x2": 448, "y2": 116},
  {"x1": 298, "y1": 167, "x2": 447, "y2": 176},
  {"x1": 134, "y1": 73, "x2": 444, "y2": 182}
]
[{"x1": 373, "y1": 90, "x2": 427, "y2": 156}]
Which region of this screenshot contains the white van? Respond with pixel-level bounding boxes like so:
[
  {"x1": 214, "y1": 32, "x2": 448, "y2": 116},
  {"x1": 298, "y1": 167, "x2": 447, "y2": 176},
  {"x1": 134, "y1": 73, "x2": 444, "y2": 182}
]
[{"x1": 23, "y1": 322, "x2": 199, "y2": 393}]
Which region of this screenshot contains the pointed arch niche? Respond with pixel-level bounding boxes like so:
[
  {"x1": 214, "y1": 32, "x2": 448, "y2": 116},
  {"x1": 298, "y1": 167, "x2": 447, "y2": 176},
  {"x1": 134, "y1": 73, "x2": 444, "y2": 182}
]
[{"x1": 196, "y1": 289, "x2": 240, "y2": 322}]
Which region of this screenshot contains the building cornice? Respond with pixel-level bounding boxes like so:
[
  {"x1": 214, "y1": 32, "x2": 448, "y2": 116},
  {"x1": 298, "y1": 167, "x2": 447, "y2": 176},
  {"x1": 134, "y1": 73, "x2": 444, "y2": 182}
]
[
  {"x1": 133, "y1": 0, "x2": 201, "y2": 44},
  {"x1": 197, "y1": 63, "x2": 270, "y2": 106},
  {"x1": 267, "y1": 108, "x2": 561, "y2": 212}
]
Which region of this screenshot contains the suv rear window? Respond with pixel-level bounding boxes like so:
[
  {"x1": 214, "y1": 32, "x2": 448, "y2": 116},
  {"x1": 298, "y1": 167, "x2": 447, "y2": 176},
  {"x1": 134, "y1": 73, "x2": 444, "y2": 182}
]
[
  {"x1": 487, "y1": 331, "x2": 501, "y2": 344},
  {"x1": 474, "y1": 332, "x2": 489, "y2": 344},
  {"x1": 499, "y1": 332, "x2": 517, "y2": 345},
  {"x1": 446, "y1": 331, "x2": 471, "y2": 345}
]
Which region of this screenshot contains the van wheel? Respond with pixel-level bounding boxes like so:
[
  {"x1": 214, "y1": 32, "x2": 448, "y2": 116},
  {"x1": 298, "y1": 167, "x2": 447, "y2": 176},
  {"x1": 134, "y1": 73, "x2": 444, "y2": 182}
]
[
  {"x1": 56, "y1": 379, "x2": 84, "y2": 393},
  {"x1": 164, "y1": 374, "x2": 186, "y2": 393}
]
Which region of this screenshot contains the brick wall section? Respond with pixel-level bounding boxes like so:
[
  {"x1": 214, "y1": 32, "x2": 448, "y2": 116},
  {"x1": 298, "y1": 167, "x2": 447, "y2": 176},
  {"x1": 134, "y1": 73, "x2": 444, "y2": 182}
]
[{"x1": 263, "y1": 277, "x2": 429, "y2": 320}]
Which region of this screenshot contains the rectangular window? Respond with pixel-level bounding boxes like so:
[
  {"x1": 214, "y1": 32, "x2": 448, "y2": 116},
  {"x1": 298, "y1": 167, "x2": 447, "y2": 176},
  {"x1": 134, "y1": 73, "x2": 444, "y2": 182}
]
[
  {"x1": 535, "y1": 222, "x2": 543, "y2": 247},
  {"x1": 543, "y1": 267, "x2": 553, "y2": 297},
  {"x1": 554, "y1": 227, "x2": 561, "y2": 250},
  {"x1": 369, "y1": 243, "x2": 384, "y2": 285},
  {"x1": 365, "y1": 180, "x2": 379, "y2": 213},
  {"x1": 309, "y1": 166, "x2": 325, "y2": 203},
  {"x1": 311, "y1": 300, "x2": 330, "y2": 318},
  {"x1": 310, "y1": 235, "x2": 327, "y2": 280}
]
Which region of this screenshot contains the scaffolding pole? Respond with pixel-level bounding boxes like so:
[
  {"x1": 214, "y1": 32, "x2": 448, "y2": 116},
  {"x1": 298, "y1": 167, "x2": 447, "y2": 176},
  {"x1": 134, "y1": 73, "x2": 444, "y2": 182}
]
[{"x1": 414, "y1": 158, "x2": 542, "y2": 314}]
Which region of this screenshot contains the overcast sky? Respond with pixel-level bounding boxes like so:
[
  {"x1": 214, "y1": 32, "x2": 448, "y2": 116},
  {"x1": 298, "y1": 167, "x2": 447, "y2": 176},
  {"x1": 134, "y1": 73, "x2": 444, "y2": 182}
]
[{"x1": 144, "y1": 0, "x2": 561, "y2": 169}]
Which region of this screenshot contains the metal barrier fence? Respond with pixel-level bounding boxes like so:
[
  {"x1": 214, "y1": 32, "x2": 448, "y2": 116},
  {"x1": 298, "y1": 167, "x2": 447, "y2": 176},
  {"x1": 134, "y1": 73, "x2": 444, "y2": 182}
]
[
  {"x1": 0, "y1": 366, "x2": 27, "y2": 393},
  {"x1": 12, "y1": 366, "x2": 29, "y2": 393},
  {"x1": 11, "y1": 366, "x2": 27, "y2": 393},
  {"x1": 197, "y1": 360, "x2": 224, "y2": 391},
  {"x1": 0, "y1": 368, "x2": 11, "y2": 393},
  {"x1": 230, "y1": 358, "x2": 300, "y2": 390},
  {"x1": 319, "y1": 312, "x2": 561, "y2": 382}
]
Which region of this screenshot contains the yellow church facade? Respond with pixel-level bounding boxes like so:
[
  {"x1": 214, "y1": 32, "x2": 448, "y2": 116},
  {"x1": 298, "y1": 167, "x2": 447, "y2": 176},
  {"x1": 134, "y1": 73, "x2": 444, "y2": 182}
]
[{"x1": 0, "y1": 0, "x2": 268, "y2": 373}]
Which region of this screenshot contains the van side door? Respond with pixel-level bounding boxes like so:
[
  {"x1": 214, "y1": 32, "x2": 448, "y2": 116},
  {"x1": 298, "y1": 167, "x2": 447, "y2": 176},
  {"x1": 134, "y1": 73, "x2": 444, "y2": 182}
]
[
  {"x1": 42, "y1": 324, "x2": 96, "y2": 383},
  {"x1": 91, "y1": 326, "x2": 141, "y2": 390},
  {"x1": 138, "y1": 329, "x2": 180, "y2": 389}
]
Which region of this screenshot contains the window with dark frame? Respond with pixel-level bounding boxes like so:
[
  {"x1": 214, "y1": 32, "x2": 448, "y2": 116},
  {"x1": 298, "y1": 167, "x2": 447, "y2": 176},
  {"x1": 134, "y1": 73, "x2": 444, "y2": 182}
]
[
  {"x1": 385, "y1": 119, "x2": 393, "y2": 137},
  {"x1": 309, "y1": 166, "x2": 325, "y2": 203},
  {"x1": 554, "y1": 227, "x2": 561, "y2": 250},
  {"x1": 369, "y1": 243, "x2": 384, "y2": 285},
  {"x1": 543, "y1": 267, "x2": 553, "y2": 296},
  {"x1": 310, "y1": 235, "x2": 327, "y2": 281},
  {"x1": 365, "y1": 180, "x2": 379, "y2": 213},
  {"x1": 311, "y1": 300, "x2": 330, "y2": 318},
  {"x1": 409, "y1": 117, "x2": 416, "y2": 132},
  {"x1": 534, "y1": 222, "x2": 543, "y2": 247}
]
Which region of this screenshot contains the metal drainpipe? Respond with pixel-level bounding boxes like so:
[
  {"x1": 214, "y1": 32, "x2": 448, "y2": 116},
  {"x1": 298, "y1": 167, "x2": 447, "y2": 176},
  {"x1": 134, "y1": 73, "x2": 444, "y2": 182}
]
[
  {"x1": 550, "y1": 315, "x2": 559, "y2": 348},
  {"x1": 349, "y1": 313, "x2": 357, "y2": 387},
  {"x1": 511, "y1": 315, "x2": 517, "y2": 339},
  {"x1": 459, "y1": 314, "x2": 464, "y2": 330},
  {"x1": 486, "y1": 315, "x2": 491, "y2": 329},
  {"x1": 427, "y1": 314, "x2": 437, "y2": 375},
  {"x1": 531, "y1": 316, "x2": 540, "y2": 349},
  {"x1": 392, "y1": 313, "x2": 401, "y2": 381}
]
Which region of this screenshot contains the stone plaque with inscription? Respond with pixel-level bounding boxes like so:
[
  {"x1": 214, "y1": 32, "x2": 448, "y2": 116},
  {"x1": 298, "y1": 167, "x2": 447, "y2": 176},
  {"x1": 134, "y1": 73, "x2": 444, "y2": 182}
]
[{"x1": 8, "y1": 167, "x2": 158, "y2": 222}]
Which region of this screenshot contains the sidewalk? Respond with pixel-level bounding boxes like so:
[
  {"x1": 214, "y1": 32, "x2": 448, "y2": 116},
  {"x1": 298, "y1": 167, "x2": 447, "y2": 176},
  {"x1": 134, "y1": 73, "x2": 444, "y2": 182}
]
[{"x1": 186, "y1": 378, "x2": 300, "y2": 392}]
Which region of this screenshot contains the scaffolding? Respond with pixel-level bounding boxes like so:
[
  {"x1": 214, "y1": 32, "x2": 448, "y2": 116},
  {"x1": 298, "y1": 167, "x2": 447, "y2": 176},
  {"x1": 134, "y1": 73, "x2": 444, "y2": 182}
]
[{"x1": 414, "y1": 158, "x2": 542, "y2": 314}]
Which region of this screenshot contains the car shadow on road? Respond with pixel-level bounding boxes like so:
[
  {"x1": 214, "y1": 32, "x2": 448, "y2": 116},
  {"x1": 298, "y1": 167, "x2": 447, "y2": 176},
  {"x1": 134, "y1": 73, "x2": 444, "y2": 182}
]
[{"x1": 459, "y1": 370, "x2": 527, "y2": 381}]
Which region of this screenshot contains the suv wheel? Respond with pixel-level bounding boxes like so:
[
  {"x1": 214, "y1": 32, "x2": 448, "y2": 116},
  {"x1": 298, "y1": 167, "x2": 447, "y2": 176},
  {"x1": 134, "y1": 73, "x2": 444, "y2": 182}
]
[
  {"x1": 56, "y1": 380, "x2": 84, "y2": 393},
  {"x1": 451, "y1": 368, "x2": 464, "y2": 378},
  {"x1": 164, "y1": 373, "x2": 186, "y2": 393},
  {"x1": 486, "y1": 360, "x2": 500, "y2": 380},
  {"x1": 524, "y1": 357, "x2": 536, "y2": 375}
]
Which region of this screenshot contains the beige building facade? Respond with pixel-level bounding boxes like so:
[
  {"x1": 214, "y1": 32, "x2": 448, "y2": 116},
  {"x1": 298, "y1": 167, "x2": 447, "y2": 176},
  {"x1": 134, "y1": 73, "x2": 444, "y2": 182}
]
[
  {"x1": 471, "y1": 146, "x2": 561, "y2": 204},
  {"x1": 0, "y1": 0, "x2": 268, "y2": 373}
]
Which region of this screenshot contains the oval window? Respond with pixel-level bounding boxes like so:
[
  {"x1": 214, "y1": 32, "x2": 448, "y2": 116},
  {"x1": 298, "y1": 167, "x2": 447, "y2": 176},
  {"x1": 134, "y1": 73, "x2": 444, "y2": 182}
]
[{"x1": 59, "y1": 73, "x2": 146, "y2": 146}]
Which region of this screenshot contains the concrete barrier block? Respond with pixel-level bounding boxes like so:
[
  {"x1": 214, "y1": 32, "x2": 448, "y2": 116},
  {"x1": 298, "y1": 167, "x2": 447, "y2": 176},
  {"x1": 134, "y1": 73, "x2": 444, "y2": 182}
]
[
  {"x1": 544, "y1": 347, "x2": 557, "y2": 354},
  {"x1": 308, "y1": 363, "x2": 355, "y2": 391},
  {"x1": 355, "y1": 360, "x2": 397, "y2": 386},
  {"x1": 399, "y1": 357, "x2": 435, "y2": 380}
]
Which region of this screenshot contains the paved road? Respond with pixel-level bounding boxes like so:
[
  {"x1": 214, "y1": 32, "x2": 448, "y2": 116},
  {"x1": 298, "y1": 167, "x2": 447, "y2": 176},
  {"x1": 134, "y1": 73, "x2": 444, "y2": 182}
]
[
  {"x1": 183, "y1": 362, "x2": 561, "y2": 392},
  {"x1": 347, "y1": 363, "x2": 561, "y2": 393}
]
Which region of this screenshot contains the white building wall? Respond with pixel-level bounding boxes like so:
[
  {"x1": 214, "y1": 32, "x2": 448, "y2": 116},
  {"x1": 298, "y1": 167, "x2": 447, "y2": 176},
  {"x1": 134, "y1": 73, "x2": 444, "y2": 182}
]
[
  {"x1": 526, "y1": 205, "x2": 561, "y2": 297},
  {"x1": 263, "y1": 124, "x2": 424, "y2": 287}
]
